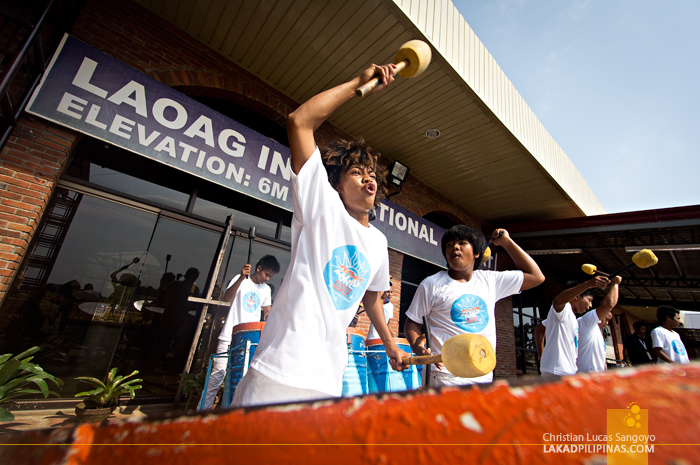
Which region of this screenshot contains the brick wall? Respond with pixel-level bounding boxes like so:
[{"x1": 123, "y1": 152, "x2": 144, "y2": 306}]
[
  {"x1": 494, "y1": 296, "x2": 517, "y2": 379},
  {"x1": 0, "y1": 118, "x2": 79, "y2": 302}
]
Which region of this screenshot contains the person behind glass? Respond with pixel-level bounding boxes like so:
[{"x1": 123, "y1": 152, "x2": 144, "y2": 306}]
[
  {"x1": 199, "y1": 255, "x2": 279, "y2": 410},
  {"x1": 367, "y1": 281, "x2": 393, "y2": 340},
  {"x1": 623, "y1": 321, "x2": 653, "y2": 366},
  {"x1": 404, "y1": 226, "x2": 545, "y2": 387},
  {"x1": 231, "y1": 63, "x2": 409, "y2": 408},
  {"x1": 651, "y1": 305, "x2": 689, "y2": 365},
  {"x1": 576, "y1": 276, "x2": 621, "y2": 373},
  {"x1": 535, "y1": 276, "x2": 610, "y2": 378}
]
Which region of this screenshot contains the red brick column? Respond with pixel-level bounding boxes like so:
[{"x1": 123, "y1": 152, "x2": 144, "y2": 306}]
[
  {"x1": 0, "y1": 117, "x2": 79, "y2": 304},
  {"x1": 494, "y1": 296, "x2": 517, "y2": 379}
]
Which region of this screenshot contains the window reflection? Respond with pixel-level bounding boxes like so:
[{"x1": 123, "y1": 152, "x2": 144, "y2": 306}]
[
  {"x1": 192, "y1": 197, "x2": 277, "y2": 238},
  {"x1": 84, "y1": 165, "x2": 190, "y2": 211}
]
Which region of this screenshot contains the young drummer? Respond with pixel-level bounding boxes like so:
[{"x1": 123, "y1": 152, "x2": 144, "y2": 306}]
[
  {"x1": 199, "y1": 255, "x2": 279, "y2": 410},
  {"x1": 536, "y1": 276, "x2": 610, "y2": 377},
  {"x1": 232, "y1": 63, "x2": 408, "y2": 407},
  {"x1": 404, "y1": 225, "x2": 545, "y2": 387},
  {"x1": 576, "y1": 276, "x2": 621, "y2": 373},
  {"x1": 651, "y1": 305, "x2": 690, "y2": 365}
]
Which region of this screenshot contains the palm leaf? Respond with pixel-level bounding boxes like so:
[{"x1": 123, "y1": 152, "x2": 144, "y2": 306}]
[
  {"x1": 75, "y1": 386, "x2": 105, "y2": 397},
  {"x1": 26, "y1": 377, "x2": 49, "y2": 397},
  {"x1": 0, "y1": 358, "x2": 20, "y2": 386},
  {"x1": 0, "y1": 408, "x2": 14, "y2": 422},
  {"x1": 75, "y1": 377, "x2": 106, "y2": 389},
  {"x1": 14, "y1": 347, "x2": 40, "y2": 361}
]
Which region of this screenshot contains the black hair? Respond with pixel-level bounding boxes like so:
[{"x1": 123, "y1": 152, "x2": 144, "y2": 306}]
[
  {"x1": 441, "y1": 225, "x2": 487, "y2": 270},
  {"x1": 633, "y1": 321, "x2": 647, "y2": 330},
  {"x1": 565, "y1": 280, "x2": 595, "y2": 299},
  {"x1": 657, "y1": 305, "x2": 678, "y2": 323},
  {"x1": 320, "y1": 138, "x2": 388, "y2": 208},
  {"x1": 256, "y1": 254, "x2": 281, "y2": 274}
]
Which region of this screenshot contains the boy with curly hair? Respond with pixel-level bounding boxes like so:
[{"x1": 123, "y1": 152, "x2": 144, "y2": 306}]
[{"x1": 232, "y1": 63, "x2": 408, "y2": 407}]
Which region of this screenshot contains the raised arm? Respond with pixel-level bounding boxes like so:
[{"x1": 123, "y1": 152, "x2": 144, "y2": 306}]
[
  {"x1": 596, "y1": 276, "x2": 621, "y2": 321},
  {"x1": 286, "y1": 64, "x2": 396, "y2": 174},
  {"x1": 223, "y1": 264, "x2": 251, "y2": 302},
  {"x1": 552, "y1": 276, "x2": 609, "y2": 312},
  {"x1": 490, "y1": 229, "x2": 545, "y2": 291}
]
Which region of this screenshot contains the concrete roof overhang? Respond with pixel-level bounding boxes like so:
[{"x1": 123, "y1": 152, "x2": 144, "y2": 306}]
[
  {"x1": 133, "y1": 0, "x2": 605, "y2": 224},
  {"x1": 508, "y1": 204, "x2": 700, "y2": 311}
]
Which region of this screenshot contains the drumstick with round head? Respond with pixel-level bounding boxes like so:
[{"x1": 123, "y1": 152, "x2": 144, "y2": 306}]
[
  {"x1": 355, "y1": 40, "x2": 432, "y2": 97},
  {"x1": 402, "y1": 334, "x2": 496, "y2": 378},
  {"x1": 481, "y1": 231, "x2": 504, "y2": 264},
  {"x1": 581, "y1": 249, "x2": 658, "y2": 277},
  {"x1": 246, "y1": 227, "x2": 256, "y2": 279}
]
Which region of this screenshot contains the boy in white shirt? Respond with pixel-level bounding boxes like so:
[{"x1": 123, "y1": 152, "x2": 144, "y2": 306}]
[
  {"x1": 404, "y1": 225, "x2": 545, "y2": 387},
  {"x1": 651, "y1": 305, "x2": 689, "y2": 364},
  {"x1": 536, "y1": 276, "x2": 610, "y2": 377},
  {"x1": 576, "y1": 276, "x2": 621, "y2": 373},
  {"x1": 232, "y1": 63, "x2": 409, "y2": 407},
  {"x1": 199, "y1": 255, "x2": 279, "y2": 410}
]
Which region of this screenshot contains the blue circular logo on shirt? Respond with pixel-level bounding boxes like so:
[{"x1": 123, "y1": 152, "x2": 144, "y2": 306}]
[
  {"x1": 450, "y1": 294, "x2": 488, "y2": 333},
  {"x1": 574, "y1": 327, "x2": 579, "y2": 349},
  {"x1": 323, "y1": 245, "x2": 371, "y2": 311},
  {"x1": 672, "y1": 339, "x2": 686, "y2": 356},
  {"x1": 242, "y1": 292, "x2": 261, "y2": 313}
]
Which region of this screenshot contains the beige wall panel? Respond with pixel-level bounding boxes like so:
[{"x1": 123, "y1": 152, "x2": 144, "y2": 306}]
[{"x1": 392, "y1": 0, "x2": 604, "y2": 216}]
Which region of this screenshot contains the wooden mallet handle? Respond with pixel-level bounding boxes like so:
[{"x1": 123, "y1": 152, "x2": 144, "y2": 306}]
[
  {"x1": 355, "y1": 60, "x2": 408, "y2": 97},
  {"x1": 403, "y1": 354, "x2": 442, "y2": 366}
]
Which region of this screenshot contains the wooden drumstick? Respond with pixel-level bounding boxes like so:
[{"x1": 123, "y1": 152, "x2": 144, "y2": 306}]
[
  {"x1": 403, "y1": 333, "x2": 496, "y2": 379},
  {"x1": 356, "y1": 40, "x2": 432, "y2": 97}
]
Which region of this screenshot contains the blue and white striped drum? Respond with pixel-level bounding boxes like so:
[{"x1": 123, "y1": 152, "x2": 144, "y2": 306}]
[
  {"x1": 222, "y1": 322, "x2": 265, "y2": 407},
  {"x1": 341, "y1": 328, "x2": 368, "y2": 397},
  {"x1": 366, "y1": 338, "x2": 422, "y2": 393}
]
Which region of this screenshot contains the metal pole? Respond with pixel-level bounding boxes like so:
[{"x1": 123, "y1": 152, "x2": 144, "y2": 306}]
[{"x1": 175, "y1": 215, "x2": 234, "y2": 405}]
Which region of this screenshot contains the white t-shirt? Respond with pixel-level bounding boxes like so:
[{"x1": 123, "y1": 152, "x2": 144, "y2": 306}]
[
  {"x1": 405, "y1": 269, "x2": 523, "y2": 384},
  {"x1": 540, "y1": 303, "x2": 579, "y2": 376},
  {"x1": 367, "y1": 302, "x2": 394, "y2": 340},
  {"x1": 576, "y1": 310, "x2": 606, "y2": 373},
  {"x1": 218, "y1": 274, "x2": 272, "y2": 343},
  {"x1": 250, "y1": 148, "x2": 390, "y2": 396},
  {"x1": 651, "y1": 326, "x2": 689, "y2": 364}
]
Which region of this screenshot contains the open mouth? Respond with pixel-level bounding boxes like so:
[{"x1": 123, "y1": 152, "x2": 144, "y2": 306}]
[{"x1": 365, "y1": 183, "x2": 376, "y2": 195}]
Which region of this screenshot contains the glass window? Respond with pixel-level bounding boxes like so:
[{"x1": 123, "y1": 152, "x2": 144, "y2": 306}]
[
  {"x1": 192, "y1": 197, "x2": 278, "y2": 238},
  {"x1": 84, "y1": 165, "x2": 190, "y2": 211},
  {"x1": 0, "y1": 189, "x2": 160, "y2": 398},
  {"x1": 280, "y1": 225, "x2": 292, "y2": 243},
  {"x1": 513, "y1": 293, "x2": 544, "y2": 375}
]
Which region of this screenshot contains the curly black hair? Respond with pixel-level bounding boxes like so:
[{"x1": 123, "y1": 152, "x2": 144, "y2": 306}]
[{"x1": 320, "y1": 137, "x2": 388, "y2": 208}]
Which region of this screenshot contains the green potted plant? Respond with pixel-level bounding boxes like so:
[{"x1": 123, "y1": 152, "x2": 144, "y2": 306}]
[
  {"x1": 0, "y1": 346, "x2": 63, "y2": 422},
  {"x1": 74, "y1": 367, "x2": 142, "y2": 423},
  {"x1": 178, "y1": 367, "x2": 208, "y2": 411}
]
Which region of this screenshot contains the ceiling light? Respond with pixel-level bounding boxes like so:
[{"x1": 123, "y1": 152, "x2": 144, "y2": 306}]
[
  {"x1": 526, "y1": 248, "x2": 582, "y2": 255},
  {"x1": 625, "y1": 244, "x2": 700, "y2": 252},
  {"x1": 425, "y1": 129, "x2": 441, "y2": 138}
]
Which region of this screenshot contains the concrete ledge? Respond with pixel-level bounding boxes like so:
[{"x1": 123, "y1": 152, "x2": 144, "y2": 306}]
[{"x1": 1, "y1": 364, "x2": 699, "y2": 463}]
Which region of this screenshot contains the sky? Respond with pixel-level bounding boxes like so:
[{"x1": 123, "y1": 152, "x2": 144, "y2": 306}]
[{"x1": 452, "y1": 0, "x2": 699, "y2": 214}]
